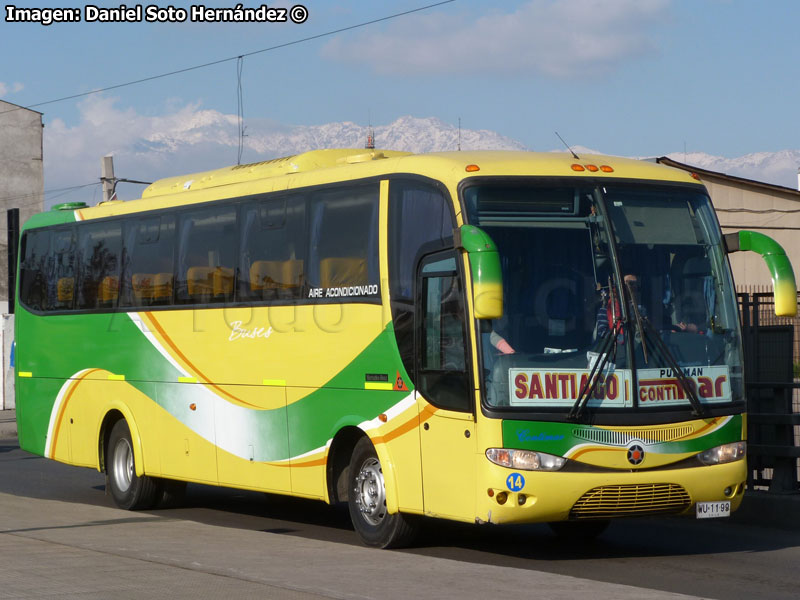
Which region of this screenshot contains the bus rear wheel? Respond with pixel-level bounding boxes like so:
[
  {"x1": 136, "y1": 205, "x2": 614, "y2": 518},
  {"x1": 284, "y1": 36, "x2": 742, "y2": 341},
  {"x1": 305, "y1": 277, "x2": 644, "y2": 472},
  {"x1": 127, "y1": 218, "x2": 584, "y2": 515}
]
[
  {"x1": 347, "y1": 437, "x2": 417, "y2": 548},
  {"x1": 106, "y1": 419, "x2": 159, "y2": 510}
]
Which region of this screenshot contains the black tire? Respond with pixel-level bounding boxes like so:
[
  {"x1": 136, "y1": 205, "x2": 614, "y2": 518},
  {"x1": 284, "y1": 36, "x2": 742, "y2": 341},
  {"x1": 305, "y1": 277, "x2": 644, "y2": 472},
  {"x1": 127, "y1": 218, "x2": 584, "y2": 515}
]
[
  {"x1": 105, "y1": 419, "x2": 159, "y2": 510},
  {"x1": 347, "y1": 436, "x2": 417, "y2": 548},
  {"x1": 548, "y1": 519, "x2": 610, "y2": 540}
]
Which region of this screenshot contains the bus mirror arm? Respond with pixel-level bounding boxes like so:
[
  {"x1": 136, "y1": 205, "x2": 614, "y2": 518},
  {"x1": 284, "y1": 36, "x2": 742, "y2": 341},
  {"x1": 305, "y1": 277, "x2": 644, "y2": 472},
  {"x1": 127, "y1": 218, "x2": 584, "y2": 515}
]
[
  {"x1": 455, "y1": 225, "x2": 503, "y2": 319},
  {"x1": 722, "y1": 232, "x2": 740, "y2": 253},
  {"x1": 727, "y1": 230, "x2": 797, "y2": 317}
]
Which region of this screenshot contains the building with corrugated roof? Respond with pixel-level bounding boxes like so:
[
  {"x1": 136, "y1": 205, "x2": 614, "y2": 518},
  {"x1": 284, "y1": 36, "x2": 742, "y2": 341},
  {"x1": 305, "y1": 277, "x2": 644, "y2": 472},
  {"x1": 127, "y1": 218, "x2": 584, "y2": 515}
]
[{"x1": 658, "y1": 156, "x2": 800, "y2": 291}]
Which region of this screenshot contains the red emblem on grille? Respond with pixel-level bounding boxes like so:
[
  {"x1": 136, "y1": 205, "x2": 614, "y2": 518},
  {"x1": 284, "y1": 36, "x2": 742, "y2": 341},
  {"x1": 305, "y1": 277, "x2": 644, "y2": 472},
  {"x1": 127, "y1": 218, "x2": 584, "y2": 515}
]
[{"x1": 627, "y1": 444, "x2": 645, "y2": 466}]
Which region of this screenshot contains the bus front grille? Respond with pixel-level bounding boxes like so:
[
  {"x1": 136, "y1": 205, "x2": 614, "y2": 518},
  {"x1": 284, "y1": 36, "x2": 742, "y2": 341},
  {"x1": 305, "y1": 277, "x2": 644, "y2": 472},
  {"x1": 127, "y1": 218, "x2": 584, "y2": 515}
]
[
  {"x1": 570, "y1": 483, "x2": 691, "y2": 519},
  {"x1": 572, "y1": 425, "x2": 695, "y2": 447}
]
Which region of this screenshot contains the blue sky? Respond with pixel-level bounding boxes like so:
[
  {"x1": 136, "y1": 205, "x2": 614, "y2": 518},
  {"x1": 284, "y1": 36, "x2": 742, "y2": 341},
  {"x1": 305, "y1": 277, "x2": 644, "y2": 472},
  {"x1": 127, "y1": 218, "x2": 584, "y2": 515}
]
[{"x1": 2, "y1": 0, "x2": 799, "y2": 202}]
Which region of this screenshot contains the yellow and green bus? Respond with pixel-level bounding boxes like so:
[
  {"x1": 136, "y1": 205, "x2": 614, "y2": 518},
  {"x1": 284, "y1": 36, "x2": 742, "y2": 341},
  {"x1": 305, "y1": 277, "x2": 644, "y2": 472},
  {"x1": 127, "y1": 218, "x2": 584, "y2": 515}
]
[{"x1": 14, "y1": 149, "x2": 796, "y2": 547}]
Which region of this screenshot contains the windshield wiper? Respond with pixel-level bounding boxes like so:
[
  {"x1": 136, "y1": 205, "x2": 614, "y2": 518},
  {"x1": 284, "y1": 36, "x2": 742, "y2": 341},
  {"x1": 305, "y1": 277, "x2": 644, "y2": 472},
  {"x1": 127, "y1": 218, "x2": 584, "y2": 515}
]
[
  {"x1": 639, "y1": 317, "x2": 707, "y2": 418},
  {"x1": 568, "y1": 322, "x2": 618, "y2": 421},
  {"x1": 625, "y1": 279, "x2": 649, "y2": 365}
]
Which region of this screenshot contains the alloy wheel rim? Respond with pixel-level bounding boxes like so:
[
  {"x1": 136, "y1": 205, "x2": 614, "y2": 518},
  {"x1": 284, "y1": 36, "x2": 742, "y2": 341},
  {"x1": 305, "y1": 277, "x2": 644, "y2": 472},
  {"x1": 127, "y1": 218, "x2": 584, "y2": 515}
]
[
  {"x1": 112, "y1": 438, "x2": 134, "y2": 493},
  {"x1": 353, "y1": 457, "x2": 387, "y2": 526}
]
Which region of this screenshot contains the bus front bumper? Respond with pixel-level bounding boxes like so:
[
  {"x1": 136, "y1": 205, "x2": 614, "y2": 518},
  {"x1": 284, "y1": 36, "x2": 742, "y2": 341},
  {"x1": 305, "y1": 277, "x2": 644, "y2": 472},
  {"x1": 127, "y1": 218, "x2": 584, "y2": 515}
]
[{"x1": 476, "y1": 458, "x2": 747, "y2": 525}]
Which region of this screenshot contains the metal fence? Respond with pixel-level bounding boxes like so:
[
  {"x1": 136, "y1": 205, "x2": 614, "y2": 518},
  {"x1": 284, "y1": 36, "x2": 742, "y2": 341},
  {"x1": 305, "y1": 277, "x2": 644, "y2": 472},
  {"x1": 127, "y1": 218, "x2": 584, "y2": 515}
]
[{"x1": 737, "y1": 287, "x2": 800, "y2": 492}]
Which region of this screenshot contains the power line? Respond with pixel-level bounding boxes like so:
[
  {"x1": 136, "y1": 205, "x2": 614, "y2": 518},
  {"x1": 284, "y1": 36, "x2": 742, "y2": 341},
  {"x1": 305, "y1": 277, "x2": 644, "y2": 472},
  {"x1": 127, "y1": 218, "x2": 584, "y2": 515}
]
[
  {"x1": 0, "y1": 182, "x2": 100, "y2": 204},
  {"x1": 0, "y1": 1, "x2": 457, "y2": 117}
]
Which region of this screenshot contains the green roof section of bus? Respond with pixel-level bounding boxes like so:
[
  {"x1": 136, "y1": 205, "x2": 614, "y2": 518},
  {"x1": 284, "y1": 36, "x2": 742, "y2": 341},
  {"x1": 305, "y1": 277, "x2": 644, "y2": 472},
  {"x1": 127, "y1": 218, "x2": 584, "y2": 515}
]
[
  {"x1": 52, "y1": 202, "x2": 88, "y2": 211},
  {"x1": 22, "y1": 206, "x2": 81, "y2": 231}
]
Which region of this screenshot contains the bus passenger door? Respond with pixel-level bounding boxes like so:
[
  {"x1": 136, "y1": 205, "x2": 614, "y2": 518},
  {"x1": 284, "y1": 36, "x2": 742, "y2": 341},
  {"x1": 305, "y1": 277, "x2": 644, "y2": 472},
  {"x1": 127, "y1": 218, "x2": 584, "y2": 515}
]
[{"x1": 416, "y1": 251, "x2": 477, "y2": 521}]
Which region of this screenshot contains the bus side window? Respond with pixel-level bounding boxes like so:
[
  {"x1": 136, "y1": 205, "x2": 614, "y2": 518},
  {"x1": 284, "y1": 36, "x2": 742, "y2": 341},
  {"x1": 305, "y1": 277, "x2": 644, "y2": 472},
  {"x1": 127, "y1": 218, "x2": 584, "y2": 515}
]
[
  {"x1": 76, "y1": 222, "x2": 122, "y2": 310},
  {"x1": 239, "y1": 196, "x2": 307, "y2": 301},
  {"x1": 176, "y1": 206, "x2": 238, "y2": 304},
  {"x1": 46, "y1": 228, "x2": 76, "y2": 311},
  {"x1": 120, "y1": 215, "x2": 176, "y2": 307},
  {"x1": 19, "y1": 230, "x2": 51, "y2": 312},
  {"x1": 307, "y1": 185, "x2": 379, "y2": 292},
  {"x1": 417, "y1": 253, "x2": 471, "y2": 412},
  {"x1": 388, "y1": 180, "x2": 454, "y2": 381}
]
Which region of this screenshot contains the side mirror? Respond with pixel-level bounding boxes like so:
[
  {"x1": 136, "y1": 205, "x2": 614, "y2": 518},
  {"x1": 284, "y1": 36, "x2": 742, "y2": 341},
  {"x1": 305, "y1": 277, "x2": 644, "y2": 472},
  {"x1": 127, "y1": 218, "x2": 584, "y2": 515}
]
[
  {"x1": 455, "y1": 225, "x2": 503, "y2": 319},
  {"x1": 725, "y1": 230, "x2": 797, "y2": 317}
]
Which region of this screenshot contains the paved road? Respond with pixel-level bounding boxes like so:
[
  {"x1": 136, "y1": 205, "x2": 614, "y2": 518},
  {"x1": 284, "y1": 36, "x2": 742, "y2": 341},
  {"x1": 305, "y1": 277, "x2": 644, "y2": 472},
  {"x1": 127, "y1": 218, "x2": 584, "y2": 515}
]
[{"x1": 1, "y1": 437, "x2": 799, "y2": 599}]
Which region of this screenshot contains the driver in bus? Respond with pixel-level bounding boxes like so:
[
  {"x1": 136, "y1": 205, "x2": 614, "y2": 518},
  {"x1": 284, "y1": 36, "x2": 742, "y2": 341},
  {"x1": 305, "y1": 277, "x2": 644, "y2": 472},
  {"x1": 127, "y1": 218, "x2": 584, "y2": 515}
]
[{"x1": 668, "y1": 255, "x2": 713, "y2": 335}]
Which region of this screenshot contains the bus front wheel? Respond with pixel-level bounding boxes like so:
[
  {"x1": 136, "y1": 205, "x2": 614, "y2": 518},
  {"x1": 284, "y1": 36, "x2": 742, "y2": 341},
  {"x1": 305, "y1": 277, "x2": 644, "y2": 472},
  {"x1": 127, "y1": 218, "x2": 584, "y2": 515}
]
[
  {"x1": 106, "y1": 419, "x2": 159, "y2": 510},
  {"x1": 347, "y1": 436, "x2": 417, "y2": 548}
]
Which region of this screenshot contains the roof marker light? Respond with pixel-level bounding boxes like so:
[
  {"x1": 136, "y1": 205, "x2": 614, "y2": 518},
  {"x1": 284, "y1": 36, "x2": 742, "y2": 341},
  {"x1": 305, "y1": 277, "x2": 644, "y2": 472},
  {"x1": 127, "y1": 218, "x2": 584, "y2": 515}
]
[
  {"x1": 465, "y1": 164, "x2": 480, "y2": 172},
  {"x1": 571, "y1": 164, "x2": 585, "y2": 172},
  {"x1": 585, "y1": 164, "x2": 599, "y2": 172},
  {"x1": 600, "y1": 165, "x2": 614, "y2": 173}
]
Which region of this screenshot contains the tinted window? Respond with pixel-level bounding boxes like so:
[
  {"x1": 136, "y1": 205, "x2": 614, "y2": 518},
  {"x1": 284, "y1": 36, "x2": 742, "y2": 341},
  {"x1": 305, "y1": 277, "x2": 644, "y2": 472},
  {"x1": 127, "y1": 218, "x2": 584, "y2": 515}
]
[
  {"x1": 176, "y1": 206, "x2": 238, "y2": 304},
  {"x1": 308, "y1": 185, "x2": 379, "y2": 296},
  {"x1": 239, "y1": 196, "x2": 306, "y2": 301},
  {"x1": 46, "y1": 228, "x2": 76, "y2": 311},
  {"x1": 389, "y1": 181, "x2": 452, "y2": 301},
  {"x1": 388, "y1": 180, "x2": 454, "y2": 377},
  {"x1": 76, "y1": 222, "x2": 122, "y2": 310},
  {"x1": 20, "y1": 185, "x2": 387, "y2": 313},
  {"x1": 19, "y1": 229, "x2": 50, "y2": 312},
  {"x1": 120, "y1": 215, "x2": 176, "y2": 307},
  {"x1": 418, "y1": 252, "x2": 471, "y2": 412}
]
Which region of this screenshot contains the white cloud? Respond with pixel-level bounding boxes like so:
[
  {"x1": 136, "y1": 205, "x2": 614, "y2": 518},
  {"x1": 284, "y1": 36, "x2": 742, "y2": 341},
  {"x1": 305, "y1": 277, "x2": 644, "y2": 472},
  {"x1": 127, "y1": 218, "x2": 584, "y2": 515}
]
[
  {"x1": 0, "y1": 81, "x2": 24, "y2": 97},
  {"x1": 44, "y1": 95, "x2": 241, "y2": 204},
  {"x1": 42, "y1": 96, "x2": 525, "y2": 206},
  {"x1": 322, "y1": 0, "x2": 670, "y2": 78}
]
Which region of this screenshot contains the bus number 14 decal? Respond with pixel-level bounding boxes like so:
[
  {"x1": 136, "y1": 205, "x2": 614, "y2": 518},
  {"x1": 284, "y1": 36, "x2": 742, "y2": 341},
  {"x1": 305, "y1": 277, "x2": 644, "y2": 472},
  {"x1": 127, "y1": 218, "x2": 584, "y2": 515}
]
[{"x1": 506, "y1": 473, "x2": 525, "y2": 492}]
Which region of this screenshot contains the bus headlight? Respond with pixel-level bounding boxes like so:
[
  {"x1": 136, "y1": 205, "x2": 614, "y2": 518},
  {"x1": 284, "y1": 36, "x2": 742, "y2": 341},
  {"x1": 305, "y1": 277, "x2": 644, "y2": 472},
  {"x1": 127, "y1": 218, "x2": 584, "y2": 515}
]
[
  {"x1": 486, "y1": 448, "x2": 566, "y2": 471},
  {"x1": 697, "y1": 442, "x2": 746, "y2": 465}
]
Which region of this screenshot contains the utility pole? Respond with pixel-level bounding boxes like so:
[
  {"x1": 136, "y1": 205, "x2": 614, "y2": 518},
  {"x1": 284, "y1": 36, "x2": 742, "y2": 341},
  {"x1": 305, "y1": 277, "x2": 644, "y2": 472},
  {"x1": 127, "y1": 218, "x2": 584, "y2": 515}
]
[
  {"x1": 97, "y1": 157, "x2": 152, "y2": 204},
  {"x1": 101, "y1": 155, "x2": 116, "y2": 203}
]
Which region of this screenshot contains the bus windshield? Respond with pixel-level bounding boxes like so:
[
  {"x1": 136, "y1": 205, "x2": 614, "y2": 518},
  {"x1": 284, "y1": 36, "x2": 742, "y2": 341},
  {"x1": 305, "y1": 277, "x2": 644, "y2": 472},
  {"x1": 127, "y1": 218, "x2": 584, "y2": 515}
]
[{"x1": 464, "y1": 180, "x2": 744, "y2": 415}]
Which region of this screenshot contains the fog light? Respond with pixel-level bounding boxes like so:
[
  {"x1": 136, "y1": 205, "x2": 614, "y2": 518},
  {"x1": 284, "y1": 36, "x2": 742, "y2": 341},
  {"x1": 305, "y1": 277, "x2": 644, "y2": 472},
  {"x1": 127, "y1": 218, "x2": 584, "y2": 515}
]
[
  {"x1": 518, "y1": 494, "x2": 527, "y2": 506},
  {"x1": 724, "y1": 486, "x2": 733, "y2": 497},
  {"x1": 496, "y1": 491, "x2": 508, "y2": 505}
]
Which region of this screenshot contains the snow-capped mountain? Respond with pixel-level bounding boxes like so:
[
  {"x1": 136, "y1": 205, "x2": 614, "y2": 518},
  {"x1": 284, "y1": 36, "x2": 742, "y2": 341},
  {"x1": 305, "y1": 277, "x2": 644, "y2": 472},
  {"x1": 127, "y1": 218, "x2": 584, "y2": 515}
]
[
  {"x1": 43, "y1": 100, "x2": 800, "y2": 206},
  {"x1": 164, "y1": 113, "x2": 798, "y2": 189},
  {"x1": 661, "y1": 150, "x2": 800, "y2": 190},
  {"x1": 138, "y1": 114, "x2": 527, "y2": 158}
]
